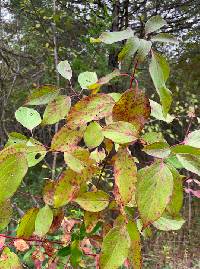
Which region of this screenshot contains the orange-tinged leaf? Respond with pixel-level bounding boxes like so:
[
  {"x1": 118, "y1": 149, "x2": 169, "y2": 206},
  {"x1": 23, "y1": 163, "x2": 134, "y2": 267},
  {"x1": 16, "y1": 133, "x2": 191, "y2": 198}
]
[
  {"x1": 114, "y1": 148, "x2": 137, "y2": 204},
  {"x1": 51, "y1": 125, "x2": 84, "y2": 152},
  {"x1": 84, "y1": 211, "x2": 100, "y2": 233},
  {"x1": 14, "y1": 239, "x2": 29, "y2": 252},
  {"x1": 112, "y1": 89, "x2": 150, "y2": 131},
  {"x1": 43, "y1": 180, "x2": 55, "y2": 206},
  {"x1": 67, "y1": 93, "x2": 115, "y2": 129},
  {"x1": 49, "y1": 208, "x2": 64, "y2": 234},
  {"x1": 0, "y1": 247, "x2": 22, "y2": 268}
]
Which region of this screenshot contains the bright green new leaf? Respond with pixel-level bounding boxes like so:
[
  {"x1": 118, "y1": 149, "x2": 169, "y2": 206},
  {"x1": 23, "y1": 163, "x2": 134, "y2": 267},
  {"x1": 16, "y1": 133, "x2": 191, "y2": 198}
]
[
  {"x1": 112, "y1": 89, "x2": 151, "y2": 132},
  {"x1": 136, "y1": 162, "x2": 173, "y2": 227},
  {"x1": 153, "y1": 213, "x2": 185, "y2": 231},
  {"x1": 100, "y1": 225, "x2": 130, "y2": 269},
  {"x1": 118, "y1": 37, "x2": 140, "y2": 61},
  {"x1": 151, "y1": 33, "x2": 178, "y2": 44},
  {"x1": 78, "y1": 71, "x2": 98, "y2": 89},
  {"x1": 114, "y1": 148, "x2": 137, "y2": 204},
  {"x1": 0, "y1": 151, "x2": 28, "y2": 203},
  {"x1": 0, "y1": 247, "x2": 22, "y2": 269},
  {"x1": 0, "y1": 200, "x2": 12, "y2": 231},
  {"x1": 176, "y1": 154, "x2": 200, "y2": 176},
  {"x1": 127, "y1": 220, "x2": 142, "y2": 269},
  {"x1": 102, "y1": 121, "x2": 138, "y2": 144},
  {"x1": 42, "y1": 95, "x2": 71, "y2": 125},
  {"x1": 15, "y1": 107, "x2": 41, "y2": 130},
  {"x1": 75, "y1": 191, "x2": 109, "y2": 212},
  {"x1": 145, "y1": 15, "x2": 167, "y2": 35},
  {"x1": 51, "y1": 125, "x2": 84, "y2": 152},
  {"x1": 67, "y1": 93, "x2": 115, "y2": 129},
  {"x1": 150, "y1": 100, "x2": 174, "y2": 123},
  {"x1": 17, "y1": 208, "x2": 39, "y2": 238},
  {"x1": 57, "y1": 60, "x2": 72, "y2": 80},
  {"x1": 25, "y1": 85, "x2": 59, "y2": 105},
  {"x1": 35, "y1": 205, "x2": 53, "y2": 237},
  {"x1": 91, "y1": 28, "x2": 134, "y2": 44},
  {"x1": 142, "y1": 142, "x2": 170, "y2": 158},
  {"x1": 136, "y1": 39, "x2": 152, "y2": 61},
  {"x1": 166, "y1": 165, "x2": 184, "y2": 216},
  {"x1": 84, "y1": 122, "x2": 104, "y2": 148},
  {"x1": 149, "y1": 52, "x2": 172, "y2": 116},
  {"x1": 184, "y1": 130, "x2": 200, "y2": 148}
]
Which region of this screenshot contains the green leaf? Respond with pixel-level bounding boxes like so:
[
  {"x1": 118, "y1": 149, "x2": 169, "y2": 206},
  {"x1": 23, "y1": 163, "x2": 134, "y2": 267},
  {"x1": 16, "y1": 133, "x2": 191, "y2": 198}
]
[
  {"x1": 151, "y1": 33, "x2": 178, "y2": 44},
  {"x1": 70, "y1": 241, "x2": 83, "y2": 268},
  {"x1": 108, "y1": 93, "x2": 122, "y2": 103},
  {"x1": 90, "y1": 148, "x2": 106, "y2": 163},
  {"x1": 17, "y1": 208, "x2": 39, "y2": 238},
  {"x1": 42, "y1": 95, "x2": 71, "y2": 125},
  {"x1": 166, "y1": 165, "x2": 183, "y2": 216},
  {"x1": 166, "y1": 155, "x2": 183, "y2": 169},
  {"x1": 102, "y1": 121, "x2": 138, "y2": 144},
  {"x1": 51, "y1": 125, "x2": 84, "y2": 152},
  {"x1": 84, "y1": 211, "x2": 100, "y2": 233},
  {"x1": 25, "y1": 85, "x2": 59, "y2": 105},
  {"x1": 145, "y1": 15, "x2": 167, "y2": 35},
  {"x1": 136, "y1": 162, "x2": 173, "y2": 227},
  {"x1": 96, "y1": 69, "x2": 121, "y2": 86},
  {"x1": 35, "y1": 205, "x2": 53, "y2": 237},
  {"x1": 150, "y1": 100, "x2": 174, "y2": 123},
  {"x1": 127, "y1": 220, "x2": 142, "y2": 269},
  {"x1": 75, "y1": 191, "x2": 109, "y2": 212},
  {"x1": 171, "y1": 145, "x2": 200, "y2": 155},
  {"x1": 118, "y1": 37, "x2": 140, "y2": 61},
  {"x1": 78, "y1": 71, "x2": 98, "y2": 89},
  {"x1": 57, "y1": 60, "x2": 72, "y2": 80},
  {"x1": 100, "y1": 225, "x2": 130, "y2": 269},
  {"x1": 142, "y1": 142, "x2": 170, "y2": 158},
  {"x1": 114, "y1": 148, "x2": 137, "y2": 204},
  {"x1": 0, "y1": 247, "x2": 22, "y2": 269},
  {"x1": 153, "y1": 213, "x2": 185, "y2": 231},
  {"x1": 112, "y1": 89, "x2": 150, "y2": 132},
  {"x1": 67, "y1": 93, "x2": 115, "y2": 129},
  {"x1": 149, "y1": 51, "x2": 172, "y2": 116},
  {"x1": 0, "y1": 200, "x2": 12, "y2": 231},
  {"x1": 184, "y1": 130, "x2": 200, "y2": 148},
  {"x1": 84, "y1": 122, "x2": 104, "y2": 148},
  {"x1": 6, "y1": 132, "x2": 28, "y2": 146},
  {"x1": 0, "y1": 150, "x2": 28, "y2": 203},
  {"x1": 91, "y1": 28, "x2": 134, "y2": 44},
  {"x1": 141, "y1": 131, "x2": 165, "y2": 144},
  {"x1": 136, "y1": 39, "x2": 152, "y2": 61},
  {"x1": 176, "y1": 154, "x2": 200, "y2": 176},
  {"x1": 15, "y1": 107, "x2": 41, "y2": 130}
]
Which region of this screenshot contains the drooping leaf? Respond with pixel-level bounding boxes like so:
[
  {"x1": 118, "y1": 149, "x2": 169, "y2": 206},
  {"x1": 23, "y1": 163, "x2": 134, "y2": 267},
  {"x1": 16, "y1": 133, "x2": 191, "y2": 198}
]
[
  {"x1": 17, "y1": 208, "x2": 39, "y2": 239},
  {"x1": 83, "y1": 122, "x2": 104, "y2": 148},
  {"x1": 102, "y1": 121, "x2": 139, "y2": 144},
  {"x1": 142, "y1": 142, "x2": 170, "y2": 158},
  {"x1": 151, "y1": 33, "x2": 178, "y2": 44},
  {"x1": 67, "y1": 94, "x2": 115, "y2": 129},
  {"x1": 136, "y1": 162, "x2": 173, "y2": 227},
  {"x1": 25, "y1": 85, "x2": 59, "y2": 105},
  {"x1": 153, "y1": 213, "x2": 185, "y2": 231},
  {"x1": 42, "y1": 95, "x2": 71, "y2": 125},
  {"x1": 78, "y1": 71, "x2": 98, "y2": 89},
  {"x1": 176, "y1": 154, "x2": 200, "y2": 176},
  {"x1": 35, "y1": 205, "x2": 53, "y2": 237},
  {"x1": 114, "y1": 148, "x2": 137, "y2": 204},
  {"x1": 0, "y1": 200, "x2": 12, "y2": 231},
  {"x1": 15, "y1": 107, "x2": 41, "y2": 130},
  {"x1": 166, "y1": 165, "x2": 184, "y2": 216},
  {"x1": 100, "y1": 225, "x2": 130, "y2": 269},
  {"x1": 57, "y1": 60, "x2": 72, "y2": 80},
  {"x1": 90, "y1": 148, "x2": 106, "y2": 163},
  {"x1": 112, "y1": 89, "x2": 150, "y2": 131},
  {"x1": 127, "y1": 220, "x2": 142, "y2": 269},
  {"x1": 90, "y1": 28, "x2": 134, "y2": 44},
  {"x1": 51, "y1": 125, "x2": 84, "y2": 152},
  {"x1": 150, "y1": 100, "x2": 174, "y2": 123},
  {"x1": 184, "y1": 130, "x2": 200, "y2": 148},
  {"x1": 0, "y1": 150, "x2": 28, "y2": 203},
  {"x1": 118, "y1": 37, "x2": 140, "y2": 61},
  {"x1": 84, "y1": 211, "x2": 100, "y2": 233},
  {"x1": 145, "y1": 15, "x2": 167, "y2": 35},
  {"x1": 75, "y1": 191, "x2": 109, "y2": 212},
  {"x1": 149, "y1": 52, "x2": 172, "y2": 116},
  {"x1": 136, "y1": 219, "x2": 152, "y2": 238},
  {"x1": 90, "y1": 69, "x2": 120, "y2": 88},
  {"x1": 43, "y1": 180, "x2": 55, "y2": 206},
  {"x1": 136, "y1": 39, "x2": 152, "y2": 61},
  {"x1": 0, "y1": 247, "x2": 22, "y2": 269},
  {"x1": 49, "y1": 208, "x2": 64, "y2": 234}
]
